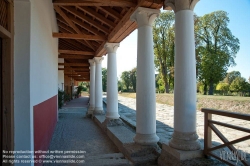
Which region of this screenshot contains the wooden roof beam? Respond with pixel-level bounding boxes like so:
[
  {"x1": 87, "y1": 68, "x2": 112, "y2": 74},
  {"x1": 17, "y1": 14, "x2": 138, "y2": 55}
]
[
  {"x1": 97, "y1": 6, "x2": 122, "y2": 20},
  {"x1": 65, "y1": 74, "x2": 89, "y2": 76},
  {"x1": 58, "y1": 27, "x2": 97, "y2": 50},
  {"x1": 61, "y1": 6, "x2": 110, "y2": 34},
  {"x1": 53, "y1": 0, "x2": 136, "y2": 7},
  {"x1": 53, "y1": 33, "x2": 106, "y2": 41},
  {"x1": 60, "y1": 14, "x2": 105, "y2": 37},
  {"x1": 59, "y1": 50, "x2": 95, "y2": 55},
  {"x1": 59, "y1": 63, "x2": 89, "y2": 67},
  {"x1": 59, "y1": 54, "x2": 94, "y2": 59},
  {"x1": 59, "y1": 68, "x2": 90, "y2": 71},
  {"x1": 64, "y1": 72, "x2": 89, "y2": 74},
  {"x1": 77, "y1": 6, "x2": 116, "y2": 28},
  {"x1": 54, "y1": 6, "x2": 81, "y2": 33},
  {"x1": 54, "y1": 6, "x2": 95, "y2": 50}
]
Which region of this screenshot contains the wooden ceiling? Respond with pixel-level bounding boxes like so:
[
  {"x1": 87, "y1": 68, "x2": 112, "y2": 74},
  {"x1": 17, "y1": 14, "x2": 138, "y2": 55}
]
[{"x1": 53, "y1": 0, "x2": 163, "y2": 81}]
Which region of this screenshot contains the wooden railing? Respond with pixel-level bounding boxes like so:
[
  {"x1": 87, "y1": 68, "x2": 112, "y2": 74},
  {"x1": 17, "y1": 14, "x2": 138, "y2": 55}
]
[{"x1": 201, "y1": 108, "x2": 250, "y2": 166}]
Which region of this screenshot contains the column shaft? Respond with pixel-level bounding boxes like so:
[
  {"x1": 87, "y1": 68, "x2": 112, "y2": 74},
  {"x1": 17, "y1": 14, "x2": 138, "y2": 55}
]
[
  {"x1": 131, "y1": 7, "x2": 160, "y2": 145},
  {"x1": 105, "y1": 43, "x2": 120, "y2": 119},
  {"x1": 88, "y1": 59, "x2": 95, "y2": 114},
  {"x1": 169, "y1": 10, "x2": 200, "y2": 150},
  {"x1": 94, "y1": 57, "x2": 104, "y2": 114}
]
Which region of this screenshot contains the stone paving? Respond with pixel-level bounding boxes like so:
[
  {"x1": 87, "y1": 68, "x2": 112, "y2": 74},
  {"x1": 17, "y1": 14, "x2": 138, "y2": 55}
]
[
  {"x1": 48, "y1": 97, "x2": 131, "y2": 166},
  {"x1": 115, "y1": 95, "x2": 250, "y2": 163}
]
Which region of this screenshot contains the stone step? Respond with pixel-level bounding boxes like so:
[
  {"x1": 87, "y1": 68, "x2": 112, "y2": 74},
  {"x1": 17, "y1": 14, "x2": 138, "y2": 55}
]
[
  {"x1": 86, "y1": 153, "x2": 125, "y2": 160},
  {"x1": 85, "y1": 153, "x2": 132, "y2": 166}
]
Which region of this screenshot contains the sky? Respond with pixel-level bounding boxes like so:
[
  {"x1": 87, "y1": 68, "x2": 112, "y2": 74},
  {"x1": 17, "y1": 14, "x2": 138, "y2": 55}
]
[{"x1": 102, "y1": 0, "x2": 250, "y2": 80}]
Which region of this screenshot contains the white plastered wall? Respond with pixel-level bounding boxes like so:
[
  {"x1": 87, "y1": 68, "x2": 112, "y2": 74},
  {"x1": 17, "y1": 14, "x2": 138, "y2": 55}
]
[
  {"x1": 14, "y1": 0, "x2": 58, "y2": 165},
  {"x1": 30, "y1": 0, "x2": 58, "y2": 106},
  {"x1": 14, "y1": 0, "x2": 32, "y2": 157}
]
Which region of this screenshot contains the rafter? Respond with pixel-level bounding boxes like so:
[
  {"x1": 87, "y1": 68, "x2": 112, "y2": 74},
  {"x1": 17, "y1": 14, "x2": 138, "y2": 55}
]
[
  {"x1": 58, "y1": 67, "x2": 89, "y2": 73},
  {"x1": 58, "y1": 27, "x2": 97, "y2": 50},
  {"x1": 94, "y1": 1, "x2": 147, "y2": 56},
  {"x1": 64, "y1": 13, "x2": 106, "y2": 37},
  {"x1": 61, "y1": 6, "x2": 110, "y2": 34},
  {"x1": 59, "y1": 50, "x2": 95, "y2": 55},
  {"x1": 53, "y1": 33, "x2": 106, "y2": 41},
  {"x1": 59, "y1": 63, "x2": 89, "y2": 67},
  {"x1": 64, "y1": 71, "x2": 89, "y2": 74},
  {"x1": 57, "y1": 21, "x2": 75, "y2": 33},
  {"x1": 53, "y1": 0, "x2": 136, "y2": 7},
  {"x1": 77, "y1": 6, "x2": 116, "y2": 28},
  {"x1": 65, "y1": 74, "x2": 89, "y2": 77},
  {"x1": 59, "y1": 54, "x2": 94, "y2": 59},
  {"x1": 59, "y1": 68, "x2": 89, "y2": 71},
  {"x1": 54, "y1": 6, "x2": 81, "y2": 33},
  {"x1": 54, "y1": 6, "x2": 95, "y2": 50},
  {"x1": 97, "y1": 6, "x2": 122, "y2": 20}
]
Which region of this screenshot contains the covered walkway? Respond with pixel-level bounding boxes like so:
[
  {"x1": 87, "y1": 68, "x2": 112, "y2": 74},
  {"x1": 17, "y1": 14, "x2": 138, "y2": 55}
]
[{"x1": 48, "y1": 96, "x2": 131, "y2": 165}]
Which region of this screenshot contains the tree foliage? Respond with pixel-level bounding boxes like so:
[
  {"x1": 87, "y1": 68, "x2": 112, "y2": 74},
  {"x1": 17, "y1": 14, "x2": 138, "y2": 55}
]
[
  {"x1": 121, "y1": 71, "x2": 130, "y2": 91},
  {"x1": 118, "y1": 80, "x2": 124, "y2": 92},
  {"x1": 102, "y1": 68, "x2": 107, "y2": 92},
  {"x1": 153, "y1": 11, "x2": 175, "y2": 93},
  {"x1": 130, "y1": 68, "x2": 137, "y2": 92},
  {"x1": 223, "y1": 71, "x2": 241, "y2": 85},
  {"x1": 216, "y1": 82, "x2": 229, "y2": 95},
  {"x1": 195, "y1": 11, "x2": 240, "y2": 95},
  {"x1": 229, "y1": 77, "x2": 250, "y2": 93}
]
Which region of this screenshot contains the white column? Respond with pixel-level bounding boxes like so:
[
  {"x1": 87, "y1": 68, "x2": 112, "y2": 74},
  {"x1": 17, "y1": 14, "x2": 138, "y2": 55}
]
[
  {"x1": 165, "y1": 0, "x2": 201, "y2": 150},
  {"x1": 88, "y1": 59, "x2": 95, "y2": 114},
  {"x1": 130, "y1": 7, "x2": 160, "y2": 145},
  {"x1": 105, "y1": 43, "x2": 120, "y2": 119},
  {"x1": 94, "y1": 57, "x2": 104, "y2": 114}
]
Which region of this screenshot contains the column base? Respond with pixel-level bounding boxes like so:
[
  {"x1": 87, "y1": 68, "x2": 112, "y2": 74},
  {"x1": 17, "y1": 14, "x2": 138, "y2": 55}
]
[
  {"x1": 88, "y1": 106, "x2": 95, "y2": 113},
  {"x1": 169, "y1": 130, "x2": 201, "y2": 151},
  {"x1": 105, "y1": 113, "x2": 120, "y2": 120},
  {"x1": 133, "y1": 133, "x2": 159, "y2": 145},
  {"x1": 93, "y1": 107, "x2": 104, "y2": 115},
  {"x1": 102, "y1": 118, "x2": 124, "y2": 127},
  {"x1": 158, "y1": 143, "x2": 203, "y2": 166}
]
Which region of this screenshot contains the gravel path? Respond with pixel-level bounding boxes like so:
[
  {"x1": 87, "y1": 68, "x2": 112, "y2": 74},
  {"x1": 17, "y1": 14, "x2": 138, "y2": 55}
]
[{"x1": 116, "y1": 95, "x2": 250, "y2": 164}]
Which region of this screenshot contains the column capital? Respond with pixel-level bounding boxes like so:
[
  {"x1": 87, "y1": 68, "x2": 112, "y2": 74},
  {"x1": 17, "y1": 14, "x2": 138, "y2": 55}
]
[
  {"x1": 104, "y1": 43, "x2": 120, "y2": 53},
  {"x1": 164, "y1": 0, "x2": 199, "y2": 13},
  {"x1": 89, "y1": 59, "x2": 95, "y2": 66},
  {"x1": 130, "y1": 7, "x2": 160, "y2": 28},
  {"x1": 94, "y1": 57, "x2": 104, "y2": 64}
]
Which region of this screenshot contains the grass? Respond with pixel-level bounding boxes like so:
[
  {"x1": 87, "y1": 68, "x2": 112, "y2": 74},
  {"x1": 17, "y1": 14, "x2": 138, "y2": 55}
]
[{"x1": 119, "y1": 93, "x2": 250, "y2": 114}]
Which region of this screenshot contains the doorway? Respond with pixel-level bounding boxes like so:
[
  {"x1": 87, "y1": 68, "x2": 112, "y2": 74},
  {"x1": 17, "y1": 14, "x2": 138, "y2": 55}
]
[
  {"x1": 0, "y1": 37, "x2": 3, "y2": 155},
  {"x1": 0, "y1": 0, "x2": 14, "y2": 158}
]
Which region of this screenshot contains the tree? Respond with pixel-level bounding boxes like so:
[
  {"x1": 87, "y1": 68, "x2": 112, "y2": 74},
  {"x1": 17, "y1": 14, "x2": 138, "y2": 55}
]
[
  {"x1": 223, "y1": 71, "x2": 241, "y2": 85},
  {"x1": 196, "y1": 11, "x2": 240, "y2": 95},
  {"x1": 216, "y1": 82, "x2": 229, "y2": 95},
  {"x1": 118, "y1": 80, "x2": 124, "y2": 92},
  {"x1": 153, "y1": 11, "x2": 175, "y2": 93},
  {"x1": 130, "y1": 68, "x2": 137, "y2": 92},
  {"x1": 230, "y1": 77, "x2": 250, "y2": 95},
  {"x1": 102, "y1": 68, "x2": 107, "y2": 92},
  {"x1": 156, "y1": 74, "x2": 165, "y2": 93},
  {"x1": 121, "y1": 71, "x2": 130, "y2": 91}
]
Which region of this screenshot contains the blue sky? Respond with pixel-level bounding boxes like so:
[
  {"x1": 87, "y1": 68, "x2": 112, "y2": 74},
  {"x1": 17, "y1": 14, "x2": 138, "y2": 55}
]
[{"x1": 103, "y1": 0, "x2": 250, "y2": 80}]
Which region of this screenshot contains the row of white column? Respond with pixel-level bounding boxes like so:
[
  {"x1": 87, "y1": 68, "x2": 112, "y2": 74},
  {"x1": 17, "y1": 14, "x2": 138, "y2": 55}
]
[{"x1": 88, "y1": 4, "x2": 200, "y2": 151}]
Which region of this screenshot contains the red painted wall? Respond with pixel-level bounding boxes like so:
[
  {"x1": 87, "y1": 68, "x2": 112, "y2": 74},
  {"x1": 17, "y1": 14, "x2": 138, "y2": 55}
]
[{"x1": 33, "y1": 95, "x2": 57, "y2": 165}]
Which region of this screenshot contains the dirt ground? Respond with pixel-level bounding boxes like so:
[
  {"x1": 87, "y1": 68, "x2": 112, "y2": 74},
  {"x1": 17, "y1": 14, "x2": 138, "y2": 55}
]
[{"x1": 119, "y1": 93, "x2": 250, "y2": 114}]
